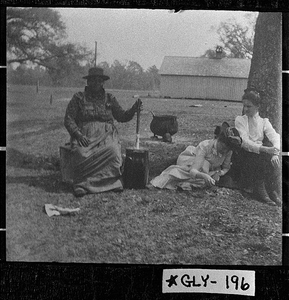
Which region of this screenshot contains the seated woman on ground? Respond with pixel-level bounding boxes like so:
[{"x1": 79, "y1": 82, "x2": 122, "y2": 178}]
[
  {"x1": 150, "y1": 122, "x2": 240, "y2": 190},
  {"x1": 64, "y1": 67, "x2": 142, "y2": 197},
  {"x1": 230, "y1": 88, "x2": 281, "y2": 206}
]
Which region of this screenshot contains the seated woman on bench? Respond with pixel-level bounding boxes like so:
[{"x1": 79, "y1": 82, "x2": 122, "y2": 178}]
[{"x1": 64, "y1": 67, "x2": 141, "y2": 197}]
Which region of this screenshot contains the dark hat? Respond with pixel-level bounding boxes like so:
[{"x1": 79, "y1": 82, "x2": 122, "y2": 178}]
[{"x1": 83, "y1": 67, "x2": 110, "y2": 80}]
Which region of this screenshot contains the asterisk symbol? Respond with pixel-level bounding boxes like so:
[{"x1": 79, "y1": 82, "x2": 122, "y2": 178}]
[{"x1": 166, "y1": 274, "x2": 178, "y2": 287}]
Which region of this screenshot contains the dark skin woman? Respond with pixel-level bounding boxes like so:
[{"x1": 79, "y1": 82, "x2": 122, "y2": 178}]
[{"x1": 64, "y1": 67, "x2": 142, "y2": 197}]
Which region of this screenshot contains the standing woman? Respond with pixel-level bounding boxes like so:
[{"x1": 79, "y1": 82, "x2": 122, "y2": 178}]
[
  {"x1": 232, "y1": 89, "x2": 281, "y2": 206},
  {"x1": 64, "y1": 67, "x2": 141, "y2": 197}
]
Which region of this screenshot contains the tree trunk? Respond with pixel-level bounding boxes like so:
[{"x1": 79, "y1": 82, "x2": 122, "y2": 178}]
[{"x1": 247, "y1": 12, "x2": 282, "y2": 132}]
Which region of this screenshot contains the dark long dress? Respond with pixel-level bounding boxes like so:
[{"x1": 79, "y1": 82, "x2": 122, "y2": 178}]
[
  {"x1": 230, "y1": 138, "x2": 281, "y2": 193},
  {"x1": 64, "y1": 87, "x2": 135, "y2": 193}
]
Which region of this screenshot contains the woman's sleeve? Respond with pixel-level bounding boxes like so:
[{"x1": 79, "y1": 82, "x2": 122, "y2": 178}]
[
  {"x1": 235, "y1": 116, "x2": 261, "y2": 153},
  {"x1": 109, "y1": 94, "x2": 135, "y2": 122},
  {"x1": 64, "y1": 95, "x2": 81, "y2": 138},
  {"x1": 190, "y1": 141, "x2": 207, "y2": 179},
  {"x1": 264, "y1": 118, "x2": 280, "y2": 150}
]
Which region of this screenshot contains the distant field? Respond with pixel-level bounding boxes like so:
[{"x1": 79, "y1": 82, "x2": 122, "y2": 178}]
[
  {"x1": 7, "y1": 84, "x2": 243, "y2": 150},
  {"x1": 6, "y1": 84, "x2": 282, "y2": 265}
]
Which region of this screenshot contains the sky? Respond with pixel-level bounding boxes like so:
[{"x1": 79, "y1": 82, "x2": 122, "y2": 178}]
[{"x1": 55, "y1": 8, "x2": 257, "y2": 71}]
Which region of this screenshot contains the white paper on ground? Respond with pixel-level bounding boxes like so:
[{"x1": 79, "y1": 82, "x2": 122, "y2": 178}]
[{"x1": 44, "y1": 204, "x2": 80, "y2": 217}]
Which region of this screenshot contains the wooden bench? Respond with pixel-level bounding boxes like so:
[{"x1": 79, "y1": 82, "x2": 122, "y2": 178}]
[{"x1": 59, "y1": 144, "x2": 74, "y2": 184}]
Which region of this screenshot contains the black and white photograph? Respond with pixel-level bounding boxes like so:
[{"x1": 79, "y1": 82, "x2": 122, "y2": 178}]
[{"x1": 6, "y1": 7, "x2": 283, "y2": 266}]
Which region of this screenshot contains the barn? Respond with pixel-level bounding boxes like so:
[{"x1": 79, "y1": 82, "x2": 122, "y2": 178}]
[{"x1": 159, "y1": 56, "x2": 251, "y2": 101}]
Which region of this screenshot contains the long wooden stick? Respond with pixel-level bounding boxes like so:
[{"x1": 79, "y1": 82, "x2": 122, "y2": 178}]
[
  {"x1": 135, "y1": 98, "x2": 141, "y2": 149},
  {"x1": 94, "y1": 41, "x2": 97, "y2": 67}
]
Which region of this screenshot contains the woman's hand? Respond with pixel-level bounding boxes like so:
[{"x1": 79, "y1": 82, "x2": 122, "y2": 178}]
[
  {"x1": 202, "y1": 173, "x2": 216, "y2": 187},
  {"x1": 271, "y1": 155, "x2": 280, "y2": 169},
  {"x1": 211, "y1": 172, "x2": 221, "y2": 182},
  {"x1": 228, "y1": 136, "x2": 242, "y2": 147},
  {"x1": 132, "y1": 99, "x2": 143, "y2": 113},
  {"x1": 78, "y1": 136, "x2": 90, "y2": 147},
  {"x1": 75, "y1": 131, "x2": 90, "y2": 147}
]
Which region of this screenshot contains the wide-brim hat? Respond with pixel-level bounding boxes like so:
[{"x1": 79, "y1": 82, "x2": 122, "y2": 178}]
[{"x1": 83, "y1": 67, "x2": 110, "y2": 80}]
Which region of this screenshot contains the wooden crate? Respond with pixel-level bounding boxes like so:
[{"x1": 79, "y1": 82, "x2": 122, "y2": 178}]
[{"x1": 59, "y1": 145, "x2": 74, "y2": 184}]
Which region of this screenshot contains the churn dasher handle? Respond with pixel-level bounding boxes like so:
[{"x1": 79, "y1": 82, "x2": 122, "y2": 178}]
[{"x1": 134, "y1": 95, "x2": 141, "y2": 149}]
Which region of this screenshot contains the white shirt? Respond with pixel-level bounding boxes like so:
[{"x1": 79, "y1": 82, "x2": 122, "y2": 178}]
[
  {"x1": 235, "y1": 112, "x2": 280, "y2": 154},
  {"x1": 179, "y1": 140, "x2": 232, "y2": 179}
]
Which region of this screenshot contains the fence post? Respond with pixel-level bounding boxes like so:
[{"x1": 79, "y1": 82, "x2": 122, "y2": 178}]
[{"x1": 36, "y1": 80, "x2": 39, "y2": 93}]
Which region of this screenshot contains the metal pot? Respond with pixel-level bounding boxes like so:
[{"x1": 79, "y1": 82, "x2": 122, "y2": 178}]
[{"x1": 150, "y1": 111, "x2": 178, "y2": 141}]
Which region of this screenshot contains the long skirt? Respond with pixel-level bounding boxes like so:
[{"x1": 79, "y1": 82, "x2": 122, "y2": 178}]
[
  {"x1": 230, "y1": 148, "x2": 281, "y2": 193},
  {"x1": 71, "y1": 122, "x2": 123, "y2": 194},
  {"x1": 150, "y1": 146, "x2": 217, "y2": 190}
]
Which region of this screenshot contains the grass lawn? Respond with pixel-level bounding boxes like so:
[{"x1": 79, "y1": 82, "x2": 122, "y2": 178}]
[{"x1": 6, "y1": 84, "x2": 282, "y2": 264}]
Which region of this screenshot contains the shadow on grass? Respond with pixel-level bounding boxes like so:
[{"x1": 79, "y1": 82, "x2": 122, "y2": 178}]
[
  {"x1": 8, "y1": 120, "x2": 64, "y2": 141},
  {"x1": 7, "y1": 148, "x2": 73, "y2": 194},
  {"x1": 7, "y1": 118, "x2": 47, "y2": 129},
  {"x1": 6, "y1": 173, "x2": 72, "y2": 194},
  {"x1": 6, "y1": 147, "x2": 179, "y2": 194},
  {"x1": 7, "y1": 148, "x2": 60, "y2": 171}
]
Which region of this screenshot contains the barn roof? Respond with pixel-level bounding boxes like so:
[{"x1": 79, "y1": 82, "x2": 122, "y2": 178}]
[{"x1": 159, "y1": 56, "x2": 251, "y2": 79}]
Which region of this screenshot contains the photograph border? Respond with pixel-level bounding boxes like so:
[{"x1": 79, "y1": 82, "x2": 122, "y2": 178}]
[{"x1": 1, "y1": 0, "x2": 289, "y2": 299}]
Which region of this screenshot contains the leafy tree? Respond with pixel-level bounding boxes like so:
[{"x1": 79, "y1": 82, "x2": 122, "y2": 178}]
[
  {"x1": 8, "y1": 56, "x2": 160, "y2": 90},
  {"x1": 202, "y1": 13, "x2": 257, "y2": 59},
  {"x1": 7, "y1": 7, "x2": 160, "y2": 90},
  {"x1": 201, "y1": 46, "x2": 226, "y2": 59},
  {"x1": 109, "y1": 60, "x2": 130, "y2": 89},
  {"x1": 127, "y1": 61, "x2": 144, "y2": 75},
  {"x1": 7, "y1": 7, "x2": 65, "y2": 66},
  {"x1": 98, "y1": 61, "x2": 111, "y2": 75},
  {"x1": 102, "y1": 60, "x2": 160, "y2": 91},
  {"x1": 146, "y1": 65, "x2": 160, "y2": 90},
  {"x1": 246, "y1": 13, "x2": 282, "y2": 131},
  {"x1": 217, "y1": 15, "x2": 256, "y2": 58},
  {"x1": 126, "y1": 61, "x2": 144, "y2": 90},
  {"x1": 7, "y1": 64, "x2": 52, "y2": 86},
  {"x1": 7, "y1": 7, "x2": 92, "y2": 85},
  {"x1": 97, "y1": 61, "x2": 112, "y2": 89},
  {"x1": 46, "y1": 43, "x2": 91, "y2": 86}
]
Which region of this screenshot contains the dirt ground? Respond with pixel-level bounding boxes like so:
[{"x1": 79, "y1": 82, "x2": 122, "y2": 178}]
[{"x1": 6, "y1": 85, "x2": 282, "y2": 265}]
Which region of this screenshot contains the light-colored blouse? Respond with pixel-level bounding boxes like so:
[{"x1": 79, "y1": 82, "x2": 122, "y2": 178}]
[
  {"x1": 178, "y1": 139, "x2": 232, "y2": 179},
  {"x1": 235, "y1": 112, "x2": 280, "y2": 154},
  {"x1": 150, "y1": 139, "x2": 232, "y2": 190}
]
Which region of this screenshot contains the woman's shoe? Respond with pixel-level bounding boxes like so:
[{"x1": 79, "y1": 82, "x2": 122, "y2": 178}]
[
  {"x1": 74, "y1": 187, "x2": 87, "y2": 197},
  {"x1": 253, "y1": 180, "x2": 276, "y2": 206}
]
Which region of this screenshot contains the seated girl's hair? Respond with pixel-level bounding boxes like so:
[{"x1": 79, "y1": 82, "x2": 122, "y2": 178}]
[
  {"x1": 214, "y1": 122, "x2": 240, "y2": 149},
  {"x1": 217, "y1": 130, "x2": 231, "y2": 148},
  {"x1": 214, "y1": 121, "x2": 230, "y2": 138},
  {"x1": 242, "y1": 87, "x2": 265, "y2": 107},
  {"x1": 214, "y1": 126, "x2": 221, "y2": 138}
]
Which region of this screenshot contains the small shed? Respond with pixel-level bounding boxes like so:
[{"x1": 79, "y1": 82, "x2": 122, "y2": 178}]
[{"x1": 159, "y1": 56, "x2": 251, "y2": 101}]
